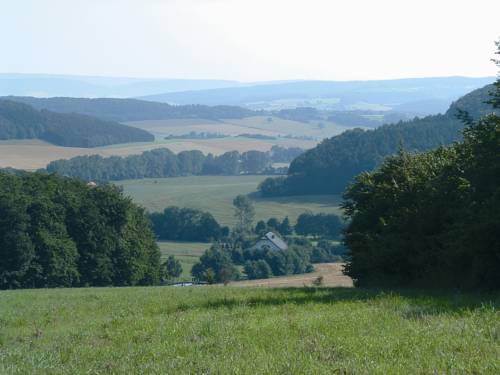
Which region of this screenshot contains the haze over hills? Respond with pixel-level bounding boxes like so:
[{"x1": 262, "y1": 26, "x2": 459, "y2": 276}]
[
  {"x1": 259, "y1": 83, "x2": 499, "y2": 196},
  {"x1": 140, "y1": 76, "x2": 496, "y2": 114},
  {"x1": 0, "y1": 74, "x2": 244, "y2": 98},
  {"x1": 1, "y1": 96, "x2": 257, "y2": 122},
  {"x1": 1, "y1": 74, "x2": 495, "y2": 117}
]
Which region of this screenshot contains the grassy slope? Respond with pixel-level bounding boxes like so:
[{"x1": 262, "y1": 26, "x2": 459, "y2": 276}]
[
  {"x1": 117, "y1": 175, "x2": 342, "y2": 227},
  {"x1": 1, "y1": 287, "x2": 498, "y2": 374}
]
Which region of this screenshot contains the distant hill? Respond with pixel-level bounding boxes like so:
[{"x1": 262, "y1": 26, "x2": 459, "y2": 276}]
[
  {"x1": 140, "y1": 76, "x2": 495, "y2": 114},
  {"x1": 0, "y1": 74, "x2": 241, "y2": 98},
  {"x1": 259, "y1": 84, "x2": 499, "y2": 196},
  {"x1": 0, "y1": 100, "x2": 154, "y2": 147},
  {"x1": 2, "y1": 96, "x2": 258, "y2": 122}
]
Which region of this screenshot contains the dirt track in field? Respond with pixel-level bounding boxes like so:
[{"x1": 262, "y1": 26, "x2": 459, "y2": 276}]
[{"x1": 229, "y1": 263, "x2": 353, "y2": 288}]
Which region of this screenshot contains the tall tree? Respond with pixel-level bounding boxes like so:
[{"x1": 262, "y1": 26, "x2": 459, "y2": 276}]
[{"x1": 233, "y1": 195, "x2": 255, "y2": 233}]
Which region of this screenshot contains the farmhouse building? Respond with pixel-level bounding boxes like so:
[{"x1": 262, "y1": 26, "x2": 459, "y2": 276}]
[{"x1": 251, "y1": 231, "x2": 288, "y2": 251}]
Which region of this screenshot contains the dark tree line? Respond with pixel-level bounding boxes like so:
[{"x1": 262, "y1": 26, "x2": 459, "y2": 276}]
[
  {"x1": 3, "y1": 96, "x2": 259, "y2": 122},
  {"x1": 0, "y1": 100, "x2": 153, "y2": 147},
  {"x1": 149, "y1": 207, "x2": 229, "y2": 242},
  {"x1": 259, "y1": 84, "x2": 499, "y2": 197},
  {"x1": 343, "y1": 64, "x2": 500, "y2": 289},
  {"x1": 0, "y1": 172, "x2": 162, "y2": 289},
  {"x1": 46, "y1": 146, "x2": 305, "y2": 182},
  {"x1": 294, "y1": 213, "x2": 344, "y2": 238}
]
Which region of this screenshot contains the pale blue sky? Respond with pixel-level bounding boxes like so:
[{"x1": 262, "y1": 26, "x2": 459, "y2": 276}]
[{"x1": 1, "y1": 0, "x2": 499, "y2": 81}]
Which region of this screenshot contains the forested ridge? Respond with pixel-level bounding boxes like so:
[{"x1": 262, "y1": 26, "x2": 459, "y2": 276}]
[
  {"x1": 2, "y1": 96, "x2": 258, "y2": 122},
  {"x1": 0, "y1": 172, "x2": 162, "y2": 289},
  {"x1": 0, "y1": 100, "x2": 154, "y2": 147},
  {"x1": 259, "y1": 84, "x2": 499, "y2": 196}
]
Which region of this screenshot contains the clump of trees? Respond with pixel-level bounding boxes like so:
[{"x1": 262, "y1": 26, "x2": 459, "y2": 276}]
[
  {"x1": 343, "y1": 49, "x2": 500, "y2": 289},
  {"x1": 294, "y1": 213, "x2": 343, "y2": 238},
  {"x1": 149, "y1": 207, "x2": 228, "y2": 242},
  {"x1": 255, "y1": 217, "x2": 293, "y2": 236},
  {"x1": 191, "y1": 245, "x2": 241, "y2": 283},
  {"x1": 46, "y1": 146, "x2": 305, "y2": 182},
  {"x1": 0, "y1": 172, "x2": 162, "y2": 289}
]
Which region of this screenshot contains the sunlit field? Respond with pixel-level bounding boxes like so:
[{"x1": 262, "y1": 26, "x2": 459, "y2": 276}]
[
  {"x1": 117, "y1": 175, "x2": 342, "y2": 226},
  {"x1": 1, "y1": 287, "x2": 498, "y2": 374}
]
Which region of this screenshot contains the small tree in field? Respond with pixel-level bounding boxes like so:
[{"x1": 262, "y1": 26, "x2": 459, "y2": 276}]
[
  {"x1": 163, "y1": 256, "x2": 182, "y2": 281},
  {"x1": 233, "y1": 195, "x2": 255, "y2": 233}
]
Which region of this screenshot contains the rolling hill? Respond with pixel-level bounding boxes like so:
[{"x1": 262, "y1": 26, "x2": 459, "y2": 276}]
[
  {"x1": 0, "y1": 100, "x2": 154, "y2": 147},
  {"x1": 0, "y1": 73, "x2": 241, "y2": 98},
  {"x1": 259, "y1": 84, "x2": 499, "y2": 196},
  {"x1": 140, "y1": 76, "x2": 495, "y2": 114},
  {"x1": 1, "y1": 96, "x2": 258, "y2": 122}
]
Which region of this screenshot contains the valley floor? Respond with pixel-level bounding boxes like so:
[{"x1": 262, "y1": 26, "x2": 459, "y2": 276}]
[{"x1": 1, "y1": 286, "x2": 499, "y2": 374}]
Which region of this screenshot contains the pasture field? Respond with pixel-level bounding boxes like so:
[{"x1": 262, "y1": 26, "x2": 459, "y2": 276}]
[
  {"x1": 117, "y1": 175, "x2": 342, "y2": 226},
  {"x1": 158, "y1": 241, "x2": 209, "y2": 280},
  {"x1": 1, "y1": 286, "x2": 499, "y2": 374},
  {"x1": 0, "y1": 136, "x2": 316, "y2": 170}
]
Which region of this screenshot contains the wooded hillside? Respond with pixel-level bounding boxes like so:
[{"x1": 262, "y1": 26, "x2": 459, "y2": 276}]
[
  {"x1": 0, "y1": 100, "x2": 154, "y2": 147},
  {"x1": 259, "y1": 84, "x2": 499, "y2": 196}
]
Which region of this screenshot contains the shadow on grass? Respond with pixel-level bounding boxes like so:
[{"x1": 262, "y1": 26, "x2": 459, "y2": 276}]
[{"x1": 179, "y1": 287, "x2": 500, "y2": 319}]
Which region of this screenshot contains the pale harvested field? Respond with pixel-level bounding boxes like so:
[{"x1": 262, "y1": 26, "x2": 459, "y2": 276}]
[
  {"x1": 0, "y1": 137, "x2": 316, "y2": 170},
  {"x1": 229, "y1": 263, "x2": 353, "y2": 288},
  {"x1": 126, "y1": 116, "x2": 349, "y2": 139}
]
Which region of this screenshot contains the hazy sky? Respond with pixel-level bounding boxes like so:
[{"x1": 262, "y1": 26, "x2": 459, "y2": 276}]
[{"x1": 1, "y1": 0, "x2": 499, "y2": 81}]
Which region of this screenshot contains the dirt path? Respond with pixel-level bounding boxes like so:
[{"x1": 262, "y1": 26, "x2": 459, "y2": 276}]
[{"x1": 229, "y1": 263, "x2": 353, "y2": 288}]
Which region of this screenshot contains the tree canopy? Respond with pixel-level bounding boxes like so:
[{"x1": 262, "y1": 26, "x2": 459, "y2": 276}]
[
  {"x1": 342, "y1": 64, "x2": 500, "y2": 289},
  {"x1": 0, "y1": 172, "x2": 162, "y2": 289}
]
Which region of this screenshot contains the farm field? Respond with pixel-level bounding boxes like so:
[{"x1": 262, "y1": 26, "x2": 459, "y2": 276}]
[
  {"x1": 117, "y1": 175, "x2": 343, "y2": 227},
  {"x1": 158, "y1": 241, "x2": 210, "y2": 280},
  {"x1": 125, "y1": 116, "x2": 348, "y2": 140},
  {"x1": 1, "y1": 286, "x2": 499, "y2": 374},
  {"x1": 0, "y1": 136, "x2": 316, "y2": 170}
]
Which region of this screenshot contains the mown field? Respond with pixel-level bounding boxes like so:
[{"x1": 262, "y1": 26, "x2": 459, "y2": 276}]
[
  {"x1": 117, "y1": 175, "x2": 342, "y2": 227},
  {"x1": 1, "y1": 287, "x2": 499, "y2": 374}
]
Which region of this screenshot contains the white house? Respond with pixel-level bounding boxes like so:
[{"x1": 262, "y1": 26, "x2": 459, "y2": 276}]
[{"x1": 251, "y1": 231, "x2": 288, "y2": 251}]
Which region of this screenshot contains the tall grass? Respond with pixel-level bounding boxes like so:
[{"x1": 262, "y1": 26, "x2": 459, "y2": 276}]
[{"x1": 1, "y1": 287, "x2": 499, "y2": 374}]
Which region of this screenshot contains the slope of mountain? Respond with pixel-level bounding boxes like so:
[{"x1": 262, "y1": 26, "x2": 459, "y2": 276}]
[
  {"x1": 140, "y1": 76, "x2": 495, "y2": 113},
  {"x1": 0, "y1": 74, "x2": 241, "y2": 98},
  {"x1": 1, "y1": 96, "x2": 258, "y2": 122},
  {"x1": 0, "y1": 100, "x2": 154, "y2": 147},
  {"x1": 259, "y1": 84, "x2": 499, "y2": 196}
]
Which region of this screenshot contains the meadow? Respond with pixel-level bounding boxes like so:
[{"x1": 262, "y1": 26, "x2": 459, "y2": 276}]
[
  {"x1": 1, "y1": 286, "x2": 499, "y2": 374},
  {"x1": 117, "y1": 175, "x2": 342, "y2": 227}
]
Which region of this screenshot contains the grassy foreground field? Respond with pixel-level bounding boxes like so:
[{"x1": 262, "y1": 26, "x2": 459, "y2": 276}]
[
  {"x1": 1, "y1": 287, "x2": 499, "y2": 374},
  {"x1": 118, "y1": 175, "x2": 342, "y2": 226}
]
